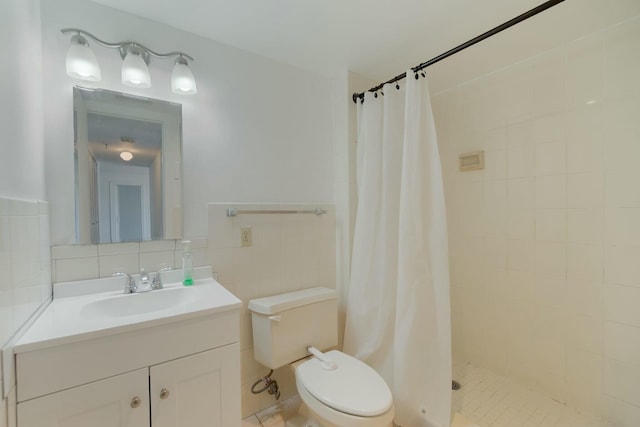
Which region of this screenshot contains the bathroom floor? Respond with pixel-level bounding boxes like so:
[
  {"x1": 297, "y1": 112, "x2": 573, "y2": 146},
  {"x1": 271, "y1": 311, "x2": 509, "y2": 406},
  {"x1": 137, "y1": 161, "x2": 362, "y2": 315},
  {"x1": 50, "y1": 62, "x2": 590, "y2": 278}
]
[
  {"x1": 242, "y1": 360, "x2": 613, "y2": 427},
  {"x1": 242, "y1": 396, "x2": 304, "y2": 427},
  {"x1": 452, "y1": 360, "x2": 613, "y2": 427}
]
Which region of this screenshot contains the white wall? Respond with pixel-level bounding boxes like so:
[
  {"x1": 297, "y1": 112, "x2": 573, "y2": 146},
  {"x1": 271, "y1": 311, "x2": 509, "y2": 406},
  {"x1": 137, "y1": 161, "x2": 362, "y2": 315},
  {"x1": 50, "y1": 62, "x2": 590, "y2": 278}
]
[
  {"x1": 332, "y1": 71, "x2": 377, "y2": 348},
  {"x1": 0, "y1": 0, "x2": 45, "y2": 200},
  {"x1": 41, "y1": 0, "x2": 335, "y2": 245},
  {"x1": 0, "y1": 1, "x2": 48, "y2": 426},
  {"x1": 434, "y1": 14, "x2": 640, "y2": 427}
]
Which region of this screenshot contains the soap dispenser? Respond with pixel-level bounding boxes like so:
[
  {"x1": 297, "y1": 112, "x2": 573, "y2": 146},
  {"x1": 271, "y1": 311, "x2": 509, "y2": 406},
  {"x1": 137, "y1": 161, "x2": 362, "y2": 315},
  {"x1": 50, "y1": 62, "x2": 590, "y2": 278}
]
[{"x1": 182, "y1": 240, "x2": 193, "y2": 286}]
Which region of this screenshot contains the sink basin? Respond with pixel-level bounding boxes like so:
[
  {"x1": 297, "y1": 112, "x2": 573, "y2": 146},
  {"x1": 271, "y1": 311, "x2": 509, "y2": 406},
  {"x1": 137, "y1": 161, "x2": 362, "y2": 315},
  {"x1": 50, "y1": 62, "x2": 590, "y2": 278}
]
[
  {"x1": 81, "y1": 286, "x2": 197, "y2": 318},
  {"x1": 14, "y1": 270, "x2": 242, "y2": 354}
]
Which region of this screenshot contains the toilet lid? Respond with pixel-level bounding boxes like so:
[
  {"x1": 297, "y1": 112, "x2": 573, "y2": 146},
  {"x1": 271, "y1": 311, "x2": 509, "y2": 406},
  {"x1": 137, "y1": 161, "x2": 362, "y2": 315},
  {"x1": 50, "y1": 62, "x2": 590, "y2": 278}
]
[{"x1": 296, "y1": 350, "x2": 393, "y2": 417}]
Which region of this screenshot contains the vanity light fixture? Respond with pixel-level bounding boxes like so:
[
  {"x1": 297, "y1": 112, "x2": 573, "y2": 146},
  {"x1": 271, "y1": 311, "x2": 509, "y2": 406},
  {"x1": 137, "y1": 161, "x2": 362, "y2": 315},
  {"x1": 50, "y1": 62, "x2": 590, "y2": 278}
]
[
  {"x1": 65, "y1": 34, "x2": 101, "y2": 81},
  {"x1": 121, "y1": 45, "x2": 151, "y2": 88},
  {"x1": 171, "y1": 56, "x2": 197, "y2": 94},
  {"x1": 61, "y1": 28, "x2": 197, "y2": 95},
  {"x1": 120, "y1": 151, "x2": 134, "y2": 161}
]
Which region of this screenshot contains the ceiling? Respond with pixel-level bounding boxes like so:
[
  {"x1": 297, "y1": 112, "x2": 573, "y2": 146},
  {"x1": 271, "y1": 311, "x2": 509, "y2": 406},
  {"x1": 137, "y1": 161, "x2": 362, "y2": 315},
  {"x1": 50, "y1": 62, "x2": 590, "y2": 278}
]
[
  {"x1": 91, "y1": 0, "x2": 640, "y2": 92},
  {"x1": 87, "y1": 113, "x2": 162, "y2": 167}
]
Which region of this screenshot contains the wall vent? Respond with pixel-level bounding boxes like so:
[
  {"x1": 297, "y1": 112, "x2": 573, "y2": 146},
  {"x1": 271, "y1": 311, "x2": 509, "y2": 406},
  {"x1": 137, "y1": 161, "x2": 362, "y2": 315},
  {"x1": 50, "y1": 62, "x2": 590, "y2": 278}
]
[{"x1": 459, "y1": 151, "x2": 484, "y2": 171}]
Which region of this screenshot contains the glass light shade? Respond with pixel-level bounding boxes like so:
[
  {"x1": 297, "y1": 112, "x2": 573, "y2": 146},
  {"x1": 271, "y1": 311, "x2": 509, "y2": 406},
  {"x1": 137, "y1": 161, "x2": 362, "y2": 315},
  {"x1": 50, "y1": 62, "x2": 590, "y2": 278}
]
[
  {"x1": 120, "y1": 151, "x2": 133, "y2": 161},
  {"x1": 171, "y1": 61, "x2": 197, "y2": 94},
  {"x1": 122, "y1": 51, "x2": 151, "y2": 88},
  {"x1": 66, "y1": 39, "x2": 101, "y2": 81}
]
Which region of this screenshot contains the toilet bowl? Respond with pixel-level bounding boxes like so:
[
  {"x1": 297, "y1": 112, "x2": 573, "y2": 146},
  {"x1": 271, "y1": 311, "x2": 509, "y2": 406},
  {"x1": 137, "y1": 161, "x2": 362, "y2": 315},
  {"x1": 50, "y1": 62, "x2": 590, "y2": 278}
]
[
  {"x1": 295, "y1": 350, "x2": 394, "y2": 427},
  {"x1": 249, "y1": 288, "x2": 395, "y2": 427}
]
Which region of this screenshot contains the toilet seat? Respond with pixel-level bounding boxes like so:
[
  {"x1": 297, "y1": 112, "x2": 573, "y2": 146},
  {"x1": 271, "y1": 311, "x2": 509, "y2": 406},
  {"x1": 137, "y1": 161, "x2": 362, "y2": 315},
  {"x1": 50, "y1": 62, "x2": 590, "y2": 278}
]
[{"x1": 296, "y1": 350, "x2": 393, "y2": 417}]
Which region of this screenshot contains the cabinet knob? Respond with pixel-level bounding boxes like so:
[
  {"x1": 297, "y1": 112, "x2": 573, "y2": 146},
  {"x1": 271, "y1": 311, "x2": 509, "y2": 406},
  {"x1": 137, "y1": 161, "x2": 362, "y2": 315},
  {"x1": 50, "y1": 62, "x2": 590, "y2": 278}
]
[
  {"x1": 130, "y1": 396, "x2": 142, "y2": 408},
  {"x1": 160, "y1": 388, "x2": 170, "y2": 399}
]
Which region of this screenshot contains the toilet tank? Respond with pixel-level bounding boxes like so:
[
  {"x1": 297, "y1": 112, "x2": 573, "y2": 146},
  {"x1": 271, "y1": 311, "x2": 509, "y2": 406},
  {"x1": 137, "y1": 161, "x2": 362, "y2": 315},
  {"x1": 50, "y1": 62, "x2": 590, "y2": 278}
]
[{"x1": 248, "y1": 287, "x2": 338, "y2": 369}]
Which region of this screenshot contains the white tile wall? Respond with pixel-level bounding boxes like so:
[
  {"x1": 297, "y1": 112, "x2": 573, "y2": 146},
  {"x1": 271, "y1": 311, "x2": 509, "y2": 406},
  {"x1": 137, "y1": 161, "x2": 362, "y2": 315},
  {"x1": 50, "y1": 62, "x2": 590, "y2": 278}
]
[
  {"x1": 0, "y1": 198, "x2": 51, "y2": 427},
  {"x1": 434, "y1": 15, "x2": 640, "y2": 427},
  {"x1": 207, "y1": 203, "x2": 336, "y2": 418},
  {"x1": 50, "y1": 239, "x2": 209, "y2": 283},
  {"x1": 0, "y1": 198, "x2": 51, "y2": 345}
]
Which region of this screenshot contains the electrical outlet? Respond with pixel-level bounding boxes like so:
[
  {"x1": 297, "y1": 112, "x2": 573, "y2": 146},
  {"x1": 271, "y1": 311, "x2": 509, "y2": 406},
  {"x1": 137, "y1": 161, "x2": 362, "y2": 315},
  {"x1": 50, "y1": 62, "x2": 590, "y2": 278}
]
[{"x1": 240, "y1": 226, "x2": 252, "y2": 247}]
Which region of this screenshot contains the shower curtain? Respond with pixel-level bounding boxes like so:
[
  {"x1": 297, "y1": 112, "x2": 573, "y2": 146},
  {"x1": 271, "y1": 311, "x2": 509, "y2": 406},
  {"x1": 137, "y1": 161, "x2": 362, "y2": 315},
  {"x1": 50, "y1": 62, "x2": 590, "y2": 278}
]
[{"x1": 344, "y1": 72, "x2": 451, "y2": 427}]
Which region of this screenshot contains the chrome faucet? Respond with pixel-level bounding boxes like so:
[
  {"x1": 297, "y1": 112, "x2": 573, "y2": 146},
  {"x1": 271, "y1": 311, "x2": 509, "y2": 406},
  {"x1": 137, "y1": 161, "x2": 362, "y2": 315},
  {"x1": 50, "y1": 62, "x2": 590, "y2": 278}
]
[
  {"x1": 113, "y1": 272, "x2": 137, "y2": 294},
  {"x1": 138, "y1": 269, "x2": 151, "y2": 292},
  {"x1": 114, "y1": 267, "x2": 172, "y2": 294},
  {"x1": 151, "y1": 267, "x2": 173, "y2": 290}
]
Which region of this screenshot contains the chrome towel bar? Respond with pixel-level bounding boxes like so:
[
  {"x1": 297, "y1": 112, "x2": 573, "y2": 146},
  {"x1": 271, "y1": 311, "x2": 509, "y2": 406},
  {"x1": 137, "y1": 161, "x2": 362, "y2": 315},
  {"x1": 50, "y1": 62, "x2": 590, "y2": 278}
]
[{"x1": 226, "y1": 208, "x2": 327, "y2": 217}]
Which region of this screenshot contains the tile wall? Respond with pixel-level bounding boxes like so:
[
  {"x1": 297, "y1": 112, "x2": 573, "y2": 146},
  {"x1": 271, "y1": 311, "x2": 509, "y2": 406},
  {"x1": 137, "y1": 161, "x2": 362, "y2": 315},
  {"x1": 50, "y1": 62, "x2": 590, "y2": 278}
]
[
  {"x1": 0, "y1": 197, "x2": 51, "y2": 427},
  {"x1": 207, "y1": 203, "x2": 336, "y2": 418},
  {"x1": 50, "y1": 239, "x2": 209, "y2": 283},
  {"x1": 433, "y1": 15, "x2": 640, "y2": 427}
]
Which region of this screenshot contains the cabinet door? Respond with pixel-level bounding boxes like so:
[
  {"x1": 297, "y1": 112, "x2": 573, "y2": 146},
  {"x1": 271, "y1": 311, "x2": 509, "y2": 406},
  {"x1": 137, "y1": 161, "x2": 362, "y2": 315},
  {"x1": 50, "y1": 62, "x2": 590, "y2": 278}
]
[
  {"x1": 17, "y1": 368, "x2": 149, "y2": 427},
  {"x1": 150, "y1": 343, "x2": 240, "y2": 427}
]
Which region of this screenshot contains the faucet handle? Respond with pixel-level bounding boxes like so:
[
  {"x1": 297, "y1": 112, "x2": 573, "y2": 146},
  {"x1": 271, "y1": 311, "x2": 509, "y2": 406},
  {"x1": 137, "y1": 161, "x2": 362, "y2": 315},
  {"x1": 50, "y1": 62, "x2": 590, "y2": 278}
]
[
  {"x1": 113, "y1": 272, "x2": 137, "y2": 294},
  {"x1": 151, "y1": 267, "x2": 172, "y2": 290},
  {"x1": 151, "y1": 273, "x2": 162, "y2": 290}
]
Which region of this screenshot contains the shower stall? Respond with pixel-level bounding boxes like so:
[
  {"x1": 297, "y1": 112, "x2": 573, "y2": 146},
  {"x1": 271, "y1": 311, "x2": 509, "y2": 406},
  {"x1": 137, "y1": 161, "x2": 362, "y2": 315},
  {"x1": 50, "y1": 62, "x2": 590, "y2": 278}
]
[{"x1": 432, "y1": 13, "x2": 640, "y2": 427}]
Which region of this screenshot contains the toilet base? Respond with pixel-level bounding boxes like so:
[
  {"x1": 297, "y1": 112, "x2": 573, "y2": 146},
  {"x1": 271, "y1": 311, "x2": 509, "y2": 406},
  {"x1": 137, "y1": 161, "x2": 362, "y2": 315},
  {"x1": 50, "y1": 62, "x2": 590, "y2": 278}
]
[
  {"x1": 296, "y1": 378, "x2": 394, "y2": 427},
  {"x1": 285, "y1": 413, "x2": 323, "y2": 427},
  {"x1": 296, "y1": 402, "x2": 328, "y2": 427}
]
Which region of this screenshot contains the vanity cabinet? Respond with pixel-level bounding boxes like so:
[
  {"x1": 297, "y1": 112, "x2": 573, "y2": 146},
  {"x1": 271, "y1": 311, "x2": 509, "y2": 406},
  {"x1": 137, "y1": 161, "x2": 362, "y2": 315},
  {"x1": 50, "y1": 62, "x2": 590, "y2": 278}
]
[
  {"x1": 18, "y1": 368, "x2": 150, "y2": 427},
  {"x1": 12, "y1": 275, "x2": 242, "y2": 427},
  {"x1": 150, "y1": 344, "x2": 239, "y2": 427},
  {"x1": 17, "y1": 344, "x2": 239, "y2": 427}
]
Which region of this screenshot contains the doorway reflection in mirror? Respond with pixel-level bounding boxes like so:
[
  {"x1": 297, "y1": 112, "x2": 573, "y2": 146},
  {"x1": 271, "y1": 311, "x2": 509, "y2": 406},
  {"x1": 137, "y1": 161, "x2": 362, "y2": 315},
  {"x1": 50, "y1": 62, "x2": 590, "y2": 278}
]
[{"x1": 73, "y1": 87, "x2": 182, "y2": 244}]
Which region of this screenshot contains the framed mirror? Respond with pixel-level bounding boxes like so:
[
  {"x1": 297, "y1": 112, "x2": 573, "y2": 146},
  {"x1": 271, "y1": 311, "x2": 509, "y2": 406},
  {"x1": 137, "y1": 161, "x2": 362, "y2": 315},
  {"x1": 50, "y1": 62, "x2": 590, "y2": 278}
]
[{"x1": 73, "y1": 87, "x2": 182, "y2": 244}]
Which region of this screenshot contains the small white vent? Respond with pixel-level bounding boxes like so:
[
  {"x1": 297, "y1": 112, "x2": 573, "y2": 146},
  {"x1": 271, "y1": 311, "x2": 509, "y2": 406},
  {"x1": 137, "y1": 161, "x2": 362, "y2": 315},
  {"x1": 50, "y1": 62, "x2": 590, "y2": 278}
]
[{"x1": 459, "y1": 151, "x2": 484, "y2": 171}]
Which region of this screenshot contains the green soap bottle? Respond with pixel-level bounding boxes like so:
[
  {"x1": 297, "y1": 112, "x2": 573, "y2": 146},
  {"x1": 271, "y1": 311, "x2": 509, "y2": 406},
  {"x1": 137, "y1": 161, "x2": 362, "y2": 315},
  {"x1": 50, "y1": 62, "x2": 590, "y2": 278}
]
[{"x1": 182, "y1": 240, "x2": 193, "y2": 286}]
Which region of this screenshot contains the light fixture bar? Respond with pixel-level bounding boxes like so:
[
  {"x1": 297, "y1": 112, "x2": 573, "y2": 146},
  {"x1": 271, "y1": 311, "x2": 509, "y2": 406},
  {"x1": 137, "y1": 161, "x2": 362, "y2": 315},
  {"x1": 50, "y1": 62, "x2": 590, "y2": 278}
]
[
  {"x1": 60, "y1": 28, "x2": 194, "y2": 61},
  {"x1": 61, "y1": 28, "x2": 197, "y2": 94}
]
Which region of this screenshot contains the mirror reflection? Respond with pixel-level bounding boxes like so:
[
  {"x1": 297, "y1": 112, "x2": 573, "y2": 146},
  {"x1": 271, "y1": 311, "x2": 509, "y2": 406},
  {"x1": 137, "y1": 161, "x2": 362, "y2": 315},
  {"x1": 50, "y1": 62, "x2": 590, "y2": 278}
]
[{"x1": 73, "y1": 87, "x2": 182, "y2": 244}]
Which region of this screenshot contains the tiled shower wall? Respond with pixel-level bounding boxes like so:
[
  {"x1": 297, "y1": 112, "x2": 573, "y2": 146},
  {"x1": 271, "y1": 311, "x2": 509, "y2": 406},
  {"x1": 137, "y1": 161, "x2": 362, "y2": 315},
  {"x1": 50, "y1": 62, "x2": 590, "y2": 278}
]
[
  {"x1": 433, "y1": 15, "x2": 640, "y2": 427},
  {"x1": 207, "y1": 203, "x2": 336, "y2": 418},
  {"x1": 0, "y1": 198, "x2": 51, "y2": 427}
]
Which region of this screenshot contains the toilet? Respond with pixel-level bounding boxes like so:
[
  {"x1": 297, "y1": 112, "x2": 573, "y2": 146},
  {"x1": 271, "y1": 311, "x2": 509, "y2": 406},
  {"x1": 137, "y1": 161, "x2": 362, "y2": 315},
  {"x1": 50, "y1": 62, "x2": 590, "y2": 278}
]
[{"x1": 249, "y1": 287, "x2": 395, "y2": 427}]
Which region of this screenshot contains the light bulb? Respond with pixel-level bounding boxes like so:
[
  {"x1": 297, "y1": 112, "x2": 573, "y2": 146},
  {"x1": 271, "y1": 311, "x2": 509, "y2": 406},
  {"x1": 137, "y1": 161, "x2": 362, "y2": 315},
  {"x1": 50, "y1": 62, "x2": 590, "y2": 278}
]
[
  {"x1": 122, "y1": 48, "x2": 151, "y2": 88},
  {"x1": 171, "y1": 57, "x2": 197, "y2": 95},
  {"x1": 66, "y1": 35, "x2": 101, "y2": 81}
]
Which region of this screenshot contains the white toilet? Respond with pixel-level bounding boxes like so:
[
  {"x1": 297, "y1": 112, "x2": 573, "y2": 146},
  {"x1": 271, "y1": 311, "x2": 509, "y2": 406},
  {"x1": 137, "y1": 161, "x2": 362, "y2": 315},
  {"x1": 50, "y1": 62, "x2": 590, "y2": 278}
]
[{"x1": 249, "y1": 287, "x2": 395, "y2": 427}]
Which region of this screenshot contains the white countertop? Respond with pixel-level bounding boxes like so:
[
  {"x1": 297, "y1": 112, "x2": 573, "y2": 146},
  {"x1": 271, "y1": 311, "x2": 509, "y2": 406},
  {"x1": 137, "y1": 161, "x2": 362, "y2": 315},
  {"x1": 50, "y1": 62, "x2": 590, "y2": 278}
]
[{"x1": 15, "y1": 275, "x2": 241, "y2": 353}]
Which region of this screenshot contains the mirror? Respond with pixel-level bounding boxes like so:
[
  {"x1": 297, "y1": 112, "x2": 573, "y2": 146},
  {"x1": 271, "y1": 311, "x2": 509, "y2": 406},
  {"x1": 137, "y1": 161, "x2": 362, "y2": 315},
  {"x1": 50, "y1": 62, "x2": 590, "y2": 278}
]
[{"x1": 73, "y1": 87, "x2": 182, "y2": 244}]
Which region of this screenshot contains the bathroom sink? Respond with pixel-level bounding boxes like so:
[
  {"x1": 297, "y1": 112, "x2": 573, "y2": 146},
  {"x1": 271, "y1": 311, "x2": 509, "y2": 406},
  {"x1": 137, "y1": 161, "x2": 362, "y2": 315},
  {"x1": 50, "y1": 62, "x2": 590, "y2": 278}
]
[
  {"x1": 12, "y1": 266, "x2": 242, "y2": 407},
  {"x1": 14, "y1": 268, "x2": 242, "y2": 353},
  {"x1": 81, "y1": 286, "x2": 197, "y2": 318}
]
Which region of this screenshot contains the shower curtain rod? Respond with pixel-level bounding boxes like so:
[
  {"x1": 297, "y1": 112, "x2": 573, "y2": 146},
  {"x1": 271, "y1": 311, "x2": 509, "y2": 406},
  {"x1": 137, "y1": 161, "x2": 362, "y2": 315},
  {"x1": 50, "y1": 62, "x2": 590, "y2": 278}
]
[{"x1": 352, "y1": 0, "x2": 565, "y2": 103}]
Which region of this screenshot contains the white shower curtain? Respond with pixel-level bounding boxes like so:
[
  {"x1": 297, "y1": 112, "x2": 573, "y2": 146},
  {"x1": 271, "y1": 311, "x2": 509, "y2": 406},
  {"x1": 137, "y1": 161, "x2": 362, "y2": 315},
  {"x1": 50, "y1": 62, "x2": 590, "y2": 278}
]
[{"x1": 344, "y1": 72, "x2": 451, "y2": 427}]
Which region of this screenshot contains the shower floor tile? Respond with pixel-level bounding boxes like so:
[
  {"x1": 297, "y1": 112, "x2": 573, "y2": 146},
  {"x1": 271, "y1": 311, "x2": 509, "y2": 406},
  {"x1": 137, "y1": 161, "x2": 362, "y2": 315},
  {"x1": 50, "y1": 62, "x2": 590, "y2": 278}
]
[{"x1": 452, "y1": 360, "x2": 613, "y2": 427}]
